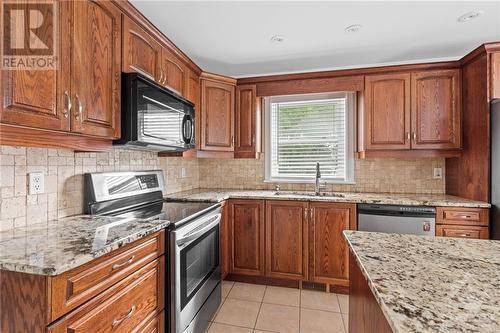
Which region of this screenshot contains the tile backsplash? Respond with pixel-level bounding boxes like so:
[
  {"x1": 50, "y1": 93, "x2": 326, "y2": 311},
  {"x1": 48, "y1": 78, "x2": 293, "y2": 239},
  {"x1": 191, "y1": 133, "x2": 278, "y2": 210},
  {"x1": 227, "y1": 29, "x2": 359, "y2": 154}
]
[
  {"x1": 0, "y1": 144, "x2": 444, "y2": 229},
  {"x1": 0, "y1": 146, "x2": 199, "y2": 230},
  {"x1": 198, "y1": 157, "x2": 445, "y2": 194}
]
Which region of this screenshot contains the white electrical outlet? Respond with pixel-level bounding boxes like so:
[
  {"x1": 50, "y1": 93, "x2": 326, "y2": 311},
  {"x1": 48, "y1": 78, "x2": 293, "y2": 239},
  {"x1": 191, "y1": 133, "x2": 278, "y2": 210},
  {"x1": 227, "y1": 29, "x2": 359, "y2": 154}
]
[
  {"x1": 433, "y1": 167, "x2": 443, "y2": 179},
  {"x1": 181, "y1": 167, "x2": 187, "y2": 178},
  {"x1": 29, "y1": 172, "x2": 44, "y2": 194}
]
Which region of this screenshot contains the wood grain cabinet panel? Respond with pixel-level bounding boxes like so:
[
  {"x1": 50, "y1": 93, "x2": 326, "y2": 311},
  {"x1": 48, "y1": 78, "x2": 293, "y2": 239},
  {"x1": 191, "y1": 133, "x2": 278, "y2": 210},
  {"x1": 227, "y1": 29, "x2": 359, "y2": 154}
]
[
  {"x1": 201, "y1": 78, "x2": 235, "y2": 151},
  {"x1": 411, "y1": 69, "x2": 461, "y2": 149},
  {"x1": 265, "y1": 201, "x2": 308, "y2": 280},
  {"x1": 491, "y1": 52, "x2": 500, "y2": 100},
  {"x1": 229, "y1": 199, "x2": 265, "y2": 276},
  {"x1": 48, "y1": 257, "x2": 164, "y2": 333},
  {"x1": 160, "y1": 48, "x2": 185, "y2": 95},
  {"x1": 122, "y1": 15, "x2": 161, "y2": 81},
  {"x1": 436, "y1": 225, "x2": 489, "y2": 239},
  {"x1": 0, "y1": 0, "x2": 71, "y2": 132},
  {"x1": 309, "y1": 202, "x2": 356, "y2": 286},
  {"x1": 71, "y1": 0, "x2": 121, "y2": 138},
  {"x1": 436, "y1": 207, "x2": 489, "y2": 226},
  {"x1": 235, "y1": 84, "x2": 261, "y2": 158},
  {"x1": 50, "y1": 231, "x2": 164, "y2": 321},
  {"x1": 137, "y1": 311, "x2": 164, "y2": 333},
  {"x1": 363, "y1": 73, "x2": 411, "y2": 150},
  {"x1": 220, "y1": 201, "x2": 230, "y2": 279}
]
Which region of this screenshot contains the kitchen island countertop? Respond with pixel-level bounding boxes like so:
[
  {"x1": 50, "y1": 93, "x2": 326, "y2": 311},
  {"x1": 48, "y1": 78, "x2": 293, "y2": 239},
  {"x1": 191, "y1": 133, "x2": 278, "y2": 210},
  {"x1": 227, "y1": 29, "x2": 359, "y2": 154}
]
[
  {"x1": 0, "y1": 215, "x2": 170, "y2": 276},
  {"x1": 343, "y1": 231, "x2": 500, "y2": 333}
]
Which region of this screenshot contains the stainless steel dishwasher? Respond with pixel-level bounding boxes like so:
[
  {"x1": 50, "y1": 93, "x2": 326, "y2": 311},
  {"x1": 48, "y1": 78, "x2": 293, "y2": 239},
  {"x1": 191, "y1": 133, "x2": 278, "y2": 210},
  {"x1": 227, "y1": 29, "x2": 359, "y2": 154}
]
[{"x1": 357, "y1": 204, "x2": 436, "y2": 236}]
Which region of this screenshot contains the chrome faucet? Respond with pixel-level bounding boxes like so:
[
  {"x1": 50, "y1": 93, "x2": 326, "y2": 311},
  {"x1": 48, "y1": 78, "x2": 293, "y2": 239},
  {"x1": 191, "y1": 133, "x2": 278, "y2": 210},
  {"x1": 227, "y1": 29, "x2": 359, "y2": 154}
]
[{"x1": 315, "y1": 162, "x2": 321, "y2": 195}]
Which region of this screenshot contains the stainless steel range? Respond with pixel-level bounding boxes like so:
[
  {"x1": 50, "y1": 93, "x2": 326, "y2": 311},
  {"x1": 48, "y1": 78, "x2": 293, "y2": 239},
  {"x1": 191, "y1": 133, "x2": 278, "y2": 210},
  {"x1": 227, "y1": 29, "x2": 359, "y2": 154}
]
[{"x1": 84, "y1": 170, "x2": 222, "y2": 333}]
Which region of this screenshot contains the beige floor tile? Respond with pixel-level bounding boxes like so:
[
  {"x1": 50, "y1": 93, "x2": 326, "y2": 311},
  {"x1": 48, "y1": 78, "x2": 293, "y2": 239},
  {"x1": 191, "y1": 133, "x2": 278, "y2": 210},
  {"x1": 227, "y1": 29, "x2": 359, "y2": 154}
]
[
  {"x1": 255, "y1": 303, "x2": 299, "y2": 333},
  {"x1": 214, "y1": 299, "x2": 261, "y2": 328},
  {"x1": 208, "y1": 322, "x2": 253, "y2": 333},
  {"x1": 300, "y1": 289, "x2": 341, "y2": 312},
  {"x1": 263, "y1": 286, "x2": 300, "y2": 306},
  {"x1": 222, "y1": 280, "x2": 235, "y2": 299},
  {"x1": 342, "y1": 314, "x2": 349, "y2": 332},
  {"x1": 337, "y1": 293, "x2": 349, "y2": 314},
  {"x1": 300, "y1": 308, "x2": 345, "y2": 333},
  {"x1": 228, "y1": 282, "x2": 266, "y2": 302}
]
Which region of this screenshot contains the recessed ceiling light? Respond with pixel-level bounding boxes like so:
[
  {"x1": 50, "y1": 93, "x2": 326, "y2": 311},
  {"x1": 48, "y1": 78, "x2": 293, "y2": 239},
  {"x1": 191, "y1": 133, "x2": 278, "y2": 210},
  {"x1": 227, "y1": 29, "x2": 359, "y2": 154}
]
[
  {"x1": 458, "y1": 10, "x2": 483, "y2": 22},
  {"x1": 270, "y1": 35, "x2": 285, "y2": 43},
  {"x1": 345, "y1": 24, "x2": 363, "y2": 33}
]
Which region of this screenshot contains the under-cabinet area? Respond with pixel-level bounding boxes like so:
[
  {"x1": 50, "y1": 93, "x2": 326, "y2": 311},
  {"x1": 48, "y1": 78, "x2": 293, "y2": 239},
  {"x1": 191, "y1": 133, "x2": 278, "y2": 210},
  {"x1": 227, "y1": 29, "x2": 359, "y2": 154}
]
[{"x1": 1, "y1": 1, "x2": 500, "y2": 333}]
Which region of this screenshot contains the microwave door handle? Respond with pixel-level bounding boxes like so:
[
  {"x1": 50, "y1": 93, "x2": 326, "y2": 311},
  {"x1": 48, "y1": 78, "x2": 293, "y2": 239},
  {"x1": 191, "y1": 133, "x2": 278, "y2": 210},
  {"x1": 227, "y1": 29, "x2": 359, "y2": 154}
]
[
  {"x1": 181, "y1": 115, "x2": 193, "y2": 144},
  {"x1": 142, "y1": 95, "x2": 183, "y2": 114},
  {"x1": 176, "y1": 214, "x2": 221, "y2": 247}
]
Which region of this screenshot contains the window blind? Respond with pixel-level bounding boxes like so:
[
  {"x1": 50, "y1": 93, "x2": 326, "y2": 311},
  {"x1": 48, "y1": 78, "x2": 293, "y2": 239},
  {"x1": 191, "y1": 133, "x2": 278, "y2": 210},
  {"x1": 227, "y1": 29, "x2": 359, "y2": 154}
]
[{"x1": 268, "y1": 95, "x2": 351, "y2": 181}]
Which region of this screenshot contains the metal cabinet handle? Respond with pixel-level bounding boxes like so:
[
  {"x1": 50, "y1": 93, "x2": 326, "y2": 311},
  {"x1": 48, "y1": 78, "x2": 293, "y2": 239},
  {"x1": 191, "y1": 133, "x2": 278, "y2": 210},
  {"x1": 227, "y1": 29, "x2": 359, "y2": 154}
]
[
  {"x1": 309, "y1": 208, "x2": 314, "y2": 221},
  {"x1": 112, "y1": 305, "x2": 136, "y2": 327},
  {"x1": 63, "y1": 91, "x2": 71, "y2": 118},
  {"x1": 159, "y1": 71, "x2": 164, "y2": 84},
  {"x1": 406, "y1": 132, "x2": 410, "y2": 141},
  {"x1": 162, "y1": 71, "x2": 167, "y2": 85},
  {"x1": 304, "y1": 208, "x2": 308, "y2": 221},
  {"x1": 412, "y1": 132, "x2": 417, "y2": 142},
  {"x1": 112, "y1": 255, "x2": 135, "y2": 270},
  {"x1": 458, "y1": 233, "x2": 471, "y2": 238},
  {"x1": 75, "y1": 94, "x2": 83, "y2": 121}
]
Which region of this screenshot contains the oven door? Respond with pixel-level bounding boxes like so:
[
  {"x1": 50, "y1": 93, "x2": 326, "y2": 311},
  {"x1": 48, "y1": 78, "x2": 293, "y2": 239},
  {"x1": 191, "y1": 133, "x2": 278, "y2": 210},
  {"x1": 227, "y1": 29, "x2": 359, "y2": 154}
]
[
  {"x1": 171, "y1": 209, "x2": 221, "y2": 333},
  {"x1": 137, "y1": 80, "x2": 194, "y2": 149}
]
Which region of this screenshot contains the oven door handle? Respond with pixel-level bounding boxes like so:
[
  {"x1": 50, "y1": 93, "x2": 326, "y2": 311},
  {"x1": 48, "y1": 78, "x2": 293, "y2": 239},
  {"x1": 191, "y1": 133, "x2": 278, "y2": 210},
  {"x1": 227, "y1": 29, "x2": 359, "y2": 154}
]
[{"x1": 176, "y1": 214, "x2": 221, "y2": 247}]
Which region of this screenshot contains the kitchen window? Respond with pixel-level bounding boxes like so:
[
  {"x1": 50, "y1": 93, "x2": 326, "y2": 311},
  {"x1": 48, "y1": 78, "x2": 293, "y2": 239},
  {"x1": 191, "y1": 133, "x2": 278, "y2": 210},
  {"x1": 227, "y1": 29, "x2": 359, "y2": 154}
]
[{"x1": 264, "y1": 92, "x2": 355, "y2": 183}]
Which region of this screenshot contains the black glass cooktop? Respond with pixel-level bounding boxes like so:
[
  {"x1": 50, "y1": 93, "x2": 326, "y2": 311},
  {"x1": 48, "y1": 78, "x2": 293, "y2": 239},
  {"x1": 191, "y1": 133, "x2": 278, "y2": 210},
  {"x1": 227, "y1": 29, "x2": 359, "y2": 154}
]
[{"x1": 109, "y1": 200, "x2": 218, "y2": 227}]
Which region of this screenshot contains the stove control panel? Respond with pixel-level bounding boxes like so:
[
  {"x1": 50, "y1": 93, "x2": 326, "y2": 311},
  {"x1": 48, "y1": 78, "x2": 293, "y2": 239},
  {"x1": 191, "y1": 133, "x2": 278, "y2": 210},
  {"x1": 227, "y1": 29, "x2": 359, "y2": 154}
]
[{"x1": 137, "y1": 174, "x2": 159, "y2": 189}]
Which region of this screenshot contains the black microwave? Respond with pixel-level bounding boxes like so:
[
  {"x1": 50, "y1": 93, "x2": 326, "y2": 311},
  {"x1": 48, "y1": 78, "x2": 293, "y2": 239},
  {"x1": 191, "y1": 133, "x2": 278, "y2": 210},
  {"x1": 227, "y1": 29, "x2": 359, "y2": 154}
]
[{"x1": 114, "y1": 73, "x2": 195, "y2": 152}]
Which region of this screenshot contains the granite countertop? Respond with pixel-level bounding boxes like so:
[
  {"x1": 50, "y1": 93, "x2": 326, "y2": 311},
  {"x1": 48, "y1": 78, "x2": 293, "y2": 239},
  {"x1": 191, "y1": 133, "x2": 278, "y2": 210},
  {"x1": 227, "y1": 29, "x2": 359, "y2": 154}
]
[
  {"x1": 0, "y1": 215, "x2": 170, "y2": 276},
  {"x1": 343, "y1": 231, "x2": 500, "y2": 333},
  {"x1": 164, "y1": 188, "x2": 491, "y2": 208}
]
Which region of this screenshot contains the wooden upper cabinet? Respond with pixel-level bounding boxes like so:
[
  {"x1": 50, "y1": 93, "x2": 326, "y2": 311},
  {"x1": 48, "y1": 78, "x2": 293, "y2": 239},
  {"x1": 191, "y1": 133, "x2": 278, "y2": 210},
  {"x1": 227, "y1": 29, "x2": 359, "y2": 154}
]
[
  {"x1": 200, "y1": 76, "x2": 236, "y2": 151},
  {"x1": 411, "y1": 69, "x2": 461, "y2": 149},
  {"x1": 229, "y1": 199, "x2": 265, "y2": 276},
  {"x1": 160, "y1": 48, "x2": 185, "y2": 95},
  {"x1": 122, "y1": 15, "x2": 161, "y2": 81},
  {"x1": 235, "y1": 84, "x2": 261, "y2": 158},
  {"x1": 71, "y1": 0, "x2": 121, "y2": 138},
  {"x1": 309, "y1": 202, "x2": 356, "y2": 286},
  {"x1": 186, "y1": 70, "x2": 201, "y2": 149},
  {"x1": 363, "y1": 73, "x2": 411, "y2": 150},
  {"x1": 265, "y1": 201, "x2": 308, "y2": 280},
  {"x1": 0, "y1": 0, "x2": 71, "y2": 132}
]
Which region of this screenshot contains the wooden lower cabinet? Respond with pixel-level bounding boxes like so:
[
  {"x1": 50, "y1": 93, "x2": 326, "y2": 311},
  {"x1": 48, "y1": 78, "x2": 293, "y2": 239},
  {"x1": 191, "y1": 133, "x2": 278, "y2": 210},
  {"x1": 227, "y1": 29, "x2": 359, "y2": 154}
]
[
  {"x1": 265, "y1": 201, "x2": 308, "y2": 280},
  {"x1": 229, "y1": 199, "x2": 265, "y2": 276},
  {"x1": 220, "y1": 200, "x2": 230, "y2": 279},
  {"x1": 227, "y1": 199, "x2": 356, "y2": 289},
  {"x1": 436, "y1": 207, "x2": 489, "y2": 239},
  {"x1": 0, "y1": 231, "x2": 165, "y2": 333},
  {"x1": 309, "y1": 202, "x2": 357, "y2": 286}
]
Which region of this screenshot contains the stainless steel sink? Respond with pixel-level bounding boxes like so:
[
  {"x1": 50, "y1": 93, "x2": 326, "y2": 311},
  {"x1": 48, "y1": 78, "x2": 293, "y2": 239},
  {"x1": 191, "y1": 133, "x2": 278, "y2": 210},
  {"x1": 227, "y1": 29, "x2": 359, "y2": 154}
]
[{"x1": 272, "y1": 191, "x2": 346, "y2": 198}]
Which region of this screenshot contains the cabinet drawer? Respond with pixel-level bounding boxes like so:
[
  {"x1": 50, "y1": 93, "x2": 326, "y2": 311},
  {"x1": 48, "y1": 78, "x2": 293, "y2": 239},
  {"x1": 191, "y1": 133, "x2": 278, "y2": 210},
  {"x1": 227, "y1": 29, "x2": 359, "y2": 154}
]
[
  {"x1": 436, "y1": 225, "x2": 489, "y2": 239},
  {"x1": 50, "y1": 231, "x2": 164, "y2": 320},
  {"x1": 436, "y1": 207, "x2": 489, "y2": 226},
  {"x1": 49, "y1": 256, "x2": 164, "y2": 333}
]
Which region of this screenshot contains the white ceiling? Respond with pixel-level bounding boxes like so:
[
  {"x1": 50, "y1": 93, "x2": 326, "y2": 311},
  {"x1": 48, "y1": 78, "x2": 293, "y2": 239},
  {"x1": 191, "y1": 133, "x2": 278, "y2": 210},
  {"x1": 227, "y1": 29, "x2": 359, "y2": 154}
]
[{"x1": 131, "y1": 1, "x2": 500, "y2": 78}]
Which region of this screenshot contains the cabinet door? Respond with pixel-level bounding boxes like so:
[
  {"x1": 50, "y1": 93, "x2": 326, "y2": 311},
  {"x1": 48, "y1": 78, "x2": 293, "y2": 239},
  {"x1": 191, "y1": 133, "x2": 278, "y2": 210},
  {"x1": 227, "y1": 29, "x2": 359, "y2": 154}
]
[
  {"x1": 122, "y1": 15, "x2": 161, "y2": 81},
  {"x1": 201, "y1": 79, "x2": 235, "y2": 151},
  {"x1": 161, "y1": 48, "x2": 185, "y2": 95},
  {"x1": 265, "y1": 201, "x2": 308, "y2": 280},
  {"x1": 309, "y1": 202, "x2": 356, "y2": 285},
  {"x1": 0, "y1": 0, "x2": 71, "y2": 131},
  {"x1": 364, "y1": 73, "x2": 411, "y2": 149},
  {"x1": 229, "y1": 199, "x2": 265, "y2": 276},
  {"x1": 411, "y1": 69, "x2": 461, "y2": 149},
  {"x1": 71, "y1": 0, "x2": 121, "y2": 138},
  {"x1": 235, "y1": 84, "x2": 260, "y2": 158},
  {"x1": 220, "y1": 201, "x2": 230, "y2": 279}
]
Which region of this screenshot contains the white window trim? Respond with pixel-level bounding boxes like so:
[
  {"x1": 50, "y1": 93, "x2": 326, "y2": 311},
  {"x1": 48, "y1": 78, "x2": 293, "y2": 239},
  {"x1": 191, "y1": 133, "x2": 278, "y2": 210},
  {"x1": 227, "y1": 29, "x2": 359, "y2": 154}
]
[{"x1": 264, "y1": 92, "x2": 356, "y2": 184}]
